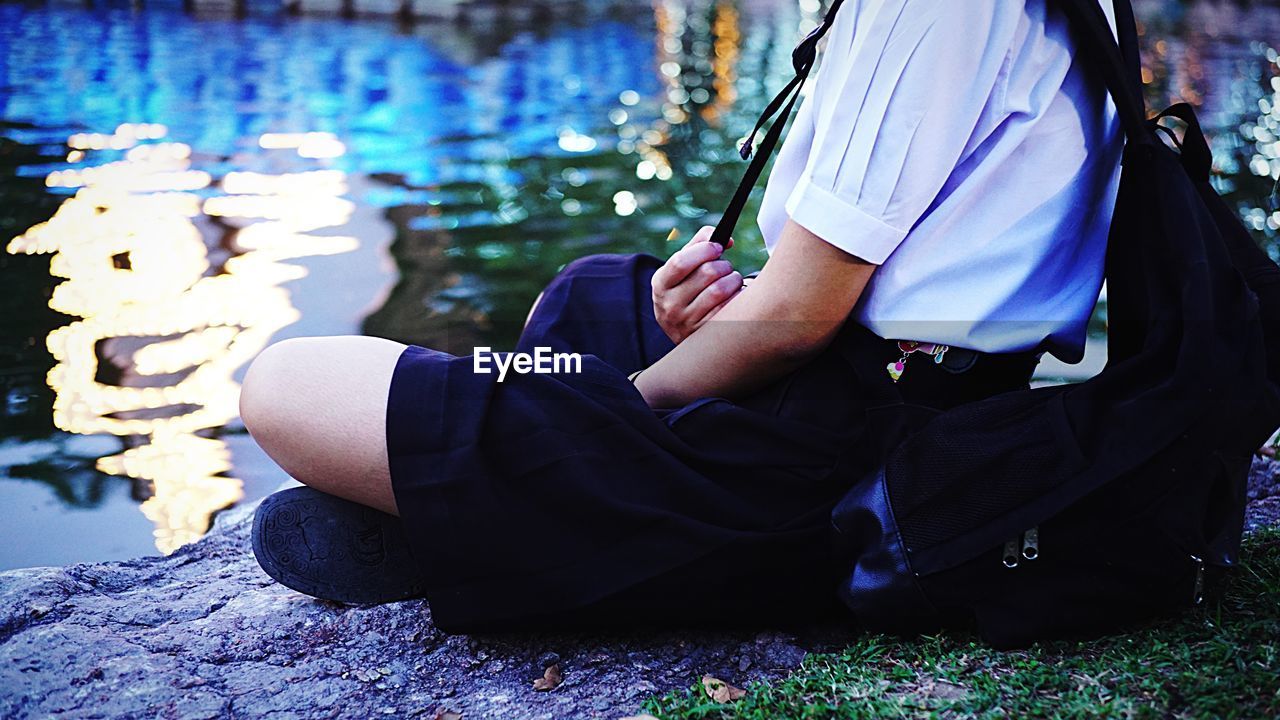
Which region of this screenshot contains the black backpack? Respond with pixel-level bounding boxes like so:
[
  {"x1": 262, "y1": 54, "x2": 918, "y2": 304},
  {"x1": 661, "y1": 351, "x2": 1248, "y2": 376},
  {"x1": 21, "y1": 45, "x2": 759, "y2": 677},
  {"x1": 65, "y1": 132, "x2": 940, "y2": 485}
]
[{"x1": 716, "y1": 0, "x2": 1280, "y2": 647}]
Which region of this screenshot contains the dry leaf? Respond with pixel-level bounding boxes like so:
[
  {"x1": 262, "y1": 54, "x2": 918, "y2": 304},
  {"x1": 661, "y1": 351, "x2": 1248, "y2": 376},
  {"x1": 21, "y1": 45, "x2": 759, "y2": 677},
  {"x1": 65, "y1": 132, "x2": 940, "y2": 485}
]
[
  {"x1": 701, "y1": 675, "x2": 746, "y2": 703},
  {"x1": 532, "y1": 663, "x2": 563, "y2": 691},
  {"x1": 432, "y1": 710, "x2": 463, "y2": 720}
]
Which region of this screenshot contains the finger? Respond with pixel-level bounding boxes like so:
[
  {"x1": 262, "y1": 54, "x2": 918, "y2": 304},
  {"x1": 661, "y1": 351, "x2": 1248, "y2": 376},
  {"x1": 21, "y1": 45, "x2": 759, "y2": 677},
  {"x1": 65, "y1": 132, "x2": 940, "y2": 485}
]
[
  {"x1": 652, "y1": 240, "x2": 724, "y2": 291},
  {"x1": 698, "y1": 302, "x2": 728, "y2": 327},
  {"x1": 664, "y1": 259, "x2": 734, "y2": 309},
  {"x1": 656, "y1": 261, "x2": 732, "y2": 331},
  {"x1": 685, "y1": 225, "x2": 733, "y2": 250},
  {"x1": 685, "y1": 225, "x2": 715, "y2": 248},
  {"x1": 686, "y1": 270, "x2": 743, "y2": 326}
]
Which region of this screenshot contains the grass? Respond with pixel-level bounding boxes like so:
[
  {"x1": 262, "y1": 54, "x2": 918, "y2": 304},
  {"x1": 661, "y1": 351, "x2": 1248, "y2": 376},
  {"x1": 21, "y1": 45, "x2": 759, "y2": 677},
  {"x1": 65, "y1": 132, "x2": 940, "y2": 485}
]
[{"x1": 644, "y1": 528, "x2": 1280, "y2": 719}]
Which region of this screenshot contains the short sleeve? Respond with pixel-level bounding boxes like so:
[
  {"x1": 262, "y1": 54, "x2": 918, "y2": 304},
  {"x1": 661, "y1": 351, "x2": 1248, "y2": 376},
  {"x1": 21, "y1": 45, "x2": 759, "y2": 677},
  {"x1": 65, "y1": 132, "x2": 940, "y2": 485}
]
[{"x1": 785, "y1": 0, "x2": 1020, "y2": 264}]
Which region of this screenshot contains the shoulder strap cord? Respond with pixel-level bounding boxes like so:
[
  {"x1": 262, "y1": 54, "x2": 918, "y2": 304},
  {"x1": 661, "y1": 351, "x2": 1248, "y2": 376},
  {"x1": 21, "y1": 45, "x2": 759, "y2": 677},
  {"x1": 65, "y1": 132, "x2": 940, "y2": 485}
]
[
  {"x1": 708, "y1": 0, "x2": 844, "y2": 248},
  {"x1": 710, "y1": 0, "x2": 1152, "y2": 249}
]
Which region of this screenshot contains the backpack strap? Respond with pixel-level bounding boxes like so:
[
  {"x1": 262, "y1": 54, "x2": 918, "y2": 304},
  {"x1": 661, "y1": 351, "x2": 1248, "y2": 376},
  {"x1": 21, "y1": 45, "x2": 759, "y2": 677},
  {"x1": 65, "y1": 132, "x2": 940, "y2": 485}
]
[
  {"x1": 710, "y1": 0, "x2": 1152, "y2": 248},
  {"x1": 708, "y1": 0, "x2": 844, "y2": 248},
  {"x1": 1057, "y1": 0, "x2": 1155, "y2": 147}
]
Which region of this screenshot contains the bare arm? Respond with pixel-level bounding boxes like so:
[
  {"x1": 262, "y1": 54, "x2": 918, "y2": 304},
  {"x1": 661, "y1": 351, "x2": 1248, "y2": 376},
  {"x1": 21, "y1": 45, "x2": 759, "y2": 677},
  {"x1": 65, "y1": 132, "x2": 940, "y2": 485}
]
[{"x1": 635, "y1": 219, "x2": 876, "y2": 408}]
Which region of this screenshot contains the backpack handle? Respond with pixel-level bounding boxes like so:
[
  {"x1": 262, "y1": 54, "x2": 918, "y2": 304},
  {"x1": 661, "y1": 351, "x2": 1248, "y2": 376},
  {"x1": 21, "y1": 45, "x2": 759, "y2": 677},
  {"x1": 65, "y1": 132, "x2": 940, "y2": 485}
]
[{"x1": 709, "y1": 0, "x2": 1153, "y2": 249}]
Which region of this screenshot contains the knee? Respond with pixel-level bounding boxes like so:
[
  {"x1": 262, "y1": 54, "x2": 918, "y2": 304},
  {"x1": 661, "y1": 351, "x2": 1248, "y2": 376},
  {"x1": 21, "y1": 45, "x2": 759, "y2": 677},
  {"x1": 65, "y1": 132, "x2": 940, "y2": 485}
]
[
  {"x1": 240, "y1": 337, "x2": 314, "y2": 442},
  {"x1": 558, "y1": 253, "x2": 629, "y2": 279},
  {"x1": 531, "y1": 255, "x2": 622, "y2": 319},
  {"x1": 548, "y1": 253, "x2": 661, "y2": 294}
]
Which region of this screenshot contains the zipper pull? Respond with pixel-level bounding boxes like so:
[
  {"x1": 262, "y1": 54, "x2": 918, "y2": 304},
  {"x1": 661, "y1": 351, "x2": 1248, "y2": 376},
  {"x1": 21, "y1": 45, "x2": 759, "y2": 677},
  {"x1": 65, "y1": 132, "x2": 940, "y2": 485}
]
[
  {"x1": 1002, "y1": 537, "x2": 1021, "y2": 568},
  {"x1": 1021, "y1": 527, "x2": 1039, "y2": 561}
]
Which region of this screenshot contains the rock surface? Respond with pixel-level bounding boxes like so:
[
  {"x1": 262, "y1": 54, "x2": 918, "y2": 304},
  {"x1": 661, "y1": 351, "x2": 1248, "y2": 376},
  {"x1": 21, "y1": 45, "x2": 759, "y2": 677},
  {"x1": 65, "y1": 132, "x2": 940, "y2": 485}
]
[
  {"x1": 1246, "y1": 455, "x2": 1280, "y2": 532},
  {"x1": 0, "y1": 491, "x2": 852, "y2": 720},
  {"x1": 3, "y1": 458, "x2": 1279, "y2": 720}
]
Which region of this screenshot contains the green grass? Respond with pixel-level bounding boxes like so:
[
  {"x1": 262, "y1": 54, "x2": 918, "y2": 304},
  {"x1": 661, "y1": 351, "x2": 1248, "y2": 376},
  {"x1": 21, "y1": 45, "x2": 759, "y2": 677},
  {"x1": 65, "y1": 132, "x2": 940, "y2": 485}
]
[{"x1": 644, "y1": 529, "x2": 1280, "y2": 719}]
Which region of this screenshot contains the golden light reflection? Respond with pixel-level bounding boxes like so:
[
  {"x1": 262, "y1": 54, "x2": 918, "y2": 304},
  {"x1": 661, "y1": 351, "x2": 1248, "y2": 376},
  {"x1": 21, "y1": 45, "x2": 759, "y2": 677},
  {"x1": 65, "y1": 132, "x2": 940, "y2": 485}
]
[
  {"x1": 67, "y1": 123, "x2": 167, "y2": 151},
  {"x1": 258, "y1": 131, "x2": 347, "y2": 159},
  {"x1": 6, "y1": 123, "x2": 356, "y2": 554},
  {"x1": 707, "y1": 1, "x2": 741, "y2": 123},
  {"x1": 632, "y1": 0, "x2": 745, "y2": 186},
  {"x1": 637, "y1": 0, "x2": 684, "y2": 182}
]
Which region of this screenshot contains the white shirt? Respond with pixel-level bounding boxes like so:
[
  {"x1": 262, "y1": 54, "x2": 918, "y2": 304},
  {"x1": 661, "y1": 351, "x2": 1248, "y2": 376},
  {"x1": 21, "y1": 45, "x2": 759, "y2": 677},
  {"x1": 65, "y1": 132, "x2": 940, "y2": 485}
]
[{"x1": 757, "y1": 0, "x2": 1122, "y2": 362}]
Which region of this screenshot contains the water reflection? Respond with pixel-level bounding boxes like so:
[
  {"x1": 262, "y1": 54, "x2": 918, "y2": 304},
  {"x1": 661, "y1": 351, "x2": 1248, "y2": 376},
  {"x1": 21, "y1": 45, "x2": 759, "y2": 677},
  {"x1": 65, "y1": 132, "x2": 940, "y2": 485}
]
[
  {"x1": 6, "y1": 125, "x2": 356, "y2": 553},
  {"x1": 0, "y1": 1, "x2": 1277, "y2": 568},
  {"x1": 360, "y1": 0, "x2": 805, "y2": 352},
  {"x1": 1135, "y1": 0, "x2": 1280, "y2": 249}
]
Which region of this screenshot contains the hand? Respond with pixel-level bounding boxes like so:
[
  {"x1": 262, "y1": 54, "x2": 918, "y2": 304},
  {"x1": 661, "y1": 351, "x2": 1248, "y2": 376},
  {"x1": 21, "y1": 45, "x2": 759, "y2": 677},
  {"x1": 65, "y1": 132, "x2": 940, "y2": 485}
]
[{"x1": 651, "y1": 226, "x2": 744, "y2": 344}]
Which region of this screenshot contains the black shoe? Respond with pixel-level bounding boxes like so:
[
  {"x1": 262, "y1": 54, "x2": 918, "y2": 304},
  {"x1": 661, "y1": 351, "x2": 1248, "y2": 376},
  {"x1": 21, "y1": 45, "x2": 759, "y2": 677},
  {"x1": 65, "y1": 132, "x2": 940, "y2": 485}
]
[{"x1": 251, "y1": 486, "x2": 427, "y2": 604}]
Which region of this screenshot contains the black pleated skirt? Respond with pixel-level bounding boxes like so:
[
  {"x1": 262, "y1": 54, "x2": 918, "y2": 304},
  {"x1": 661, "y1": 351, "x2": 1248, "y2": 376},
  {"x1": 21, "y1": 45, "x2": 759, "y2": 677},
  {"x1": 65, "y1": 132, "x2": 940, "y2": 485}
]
[{"x1": 385, "y1": 253, "x2": 1037, "y2": 632}]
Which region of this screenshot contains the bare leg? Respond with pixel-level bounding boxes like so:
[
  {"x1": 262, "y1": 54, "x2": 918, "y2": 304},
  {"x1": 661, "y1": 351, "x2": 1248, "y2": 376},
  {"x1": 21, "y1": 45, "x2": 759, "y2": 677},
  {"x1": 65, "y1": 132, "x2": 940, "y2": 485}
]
[{"x1": 240, "y1": 335, "x2": 406, "y2": 515}]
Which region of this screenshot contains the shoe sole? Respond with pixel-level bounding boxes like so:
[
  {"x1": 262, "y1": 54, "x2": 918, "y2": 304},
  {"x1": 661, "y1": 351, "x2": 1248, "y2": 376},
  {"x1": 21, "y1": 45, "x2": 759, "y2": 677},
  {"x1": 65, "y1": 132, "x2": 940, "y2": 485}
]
[{"x1": 252, "y1": 487, "x2": 427, "y2": 604}]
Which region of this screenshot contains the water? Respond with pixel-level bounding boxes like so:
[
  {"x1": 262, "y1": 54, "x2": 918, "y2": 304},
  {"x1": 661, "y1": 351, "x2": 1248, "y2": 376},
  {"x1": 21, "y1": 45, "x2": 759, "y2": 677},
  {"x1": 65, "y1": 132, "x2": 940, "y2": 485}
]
[{"x1": 0, "y1": 0, "x2": 1277, "y2": 570}]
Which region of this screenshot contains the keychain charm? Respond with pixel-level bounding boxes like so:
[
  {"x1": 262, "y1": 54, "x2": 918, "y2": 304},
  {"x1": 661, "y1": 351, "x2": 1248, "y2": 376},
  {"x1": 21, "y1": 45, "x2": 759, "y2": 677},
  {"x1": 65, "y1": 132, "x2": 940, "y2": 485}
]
[{"x1": 886, "y1": 341, "x2": 949, "y2": 383}]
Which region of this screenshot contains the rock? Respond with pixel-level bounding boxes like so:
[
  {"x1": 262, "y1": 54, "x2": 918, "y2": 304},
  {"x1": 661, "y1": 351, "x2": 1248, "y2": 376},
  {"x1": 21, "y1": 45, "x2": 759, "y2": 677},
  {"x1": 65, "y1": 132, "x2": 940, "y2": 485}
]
[
  {"x1": 0, "y1": 503, "x2": 849, "y2": 720},
  {"x1": 1246, "y1": 495, "x2": 1280, "y2": 534},
  {"x1": 1248, "y1": 454, "x2": 1280, "y2": 501},
  {"x1": 1246, "y1": 456, "x2": 1280, "y2": 533},
  {"x1": 2, "y1": 457, "x2": 1277, "y2": 720}
]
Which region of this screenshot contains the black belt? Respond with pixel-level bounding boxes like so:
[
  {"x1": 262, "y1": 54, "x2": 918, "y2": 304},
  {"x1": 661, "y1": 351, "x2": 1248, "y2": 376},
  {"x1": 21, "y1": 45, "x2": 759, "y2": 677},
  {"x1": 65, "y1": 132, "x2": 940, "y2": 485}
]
[{"x1": 877, "y1": 337, "x2": 1040, "y2": 411}]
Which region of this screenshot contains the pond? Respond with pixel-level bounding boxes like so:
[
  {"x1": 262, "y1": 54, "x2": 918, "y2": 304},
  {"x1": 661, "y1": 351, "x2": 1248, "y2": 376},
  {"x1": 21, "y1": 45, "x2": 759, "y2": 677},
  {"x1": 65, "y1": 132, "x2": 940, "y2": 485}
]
[{"x1": 0, "y1": 0, "x2": 1277, "y2": 570}]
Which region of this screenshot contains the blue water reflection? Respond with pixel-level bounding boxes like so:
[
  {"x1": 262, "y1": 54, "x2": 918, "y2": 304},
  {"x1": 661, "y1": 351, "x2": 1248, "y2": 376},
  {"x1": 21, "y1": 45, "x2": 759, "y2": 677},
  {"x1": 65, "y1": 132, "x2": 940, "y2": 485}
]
[{"x1": 0, "y1": 6, "x2": 662, "y2": 179}]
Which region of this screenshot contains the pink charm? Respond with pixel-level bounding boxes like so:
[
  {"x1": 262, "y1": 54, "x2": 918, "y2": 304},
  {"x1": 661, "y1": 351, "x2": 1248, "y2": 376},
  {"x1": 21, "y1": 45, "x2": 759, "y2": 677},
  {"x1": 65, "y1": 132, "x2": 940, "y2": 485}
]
[{"x1": 887, "y1": 360, "x2": 905, "y2": 382}]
